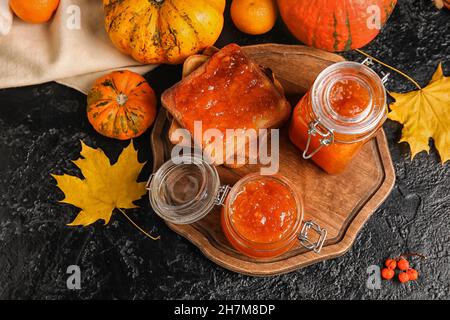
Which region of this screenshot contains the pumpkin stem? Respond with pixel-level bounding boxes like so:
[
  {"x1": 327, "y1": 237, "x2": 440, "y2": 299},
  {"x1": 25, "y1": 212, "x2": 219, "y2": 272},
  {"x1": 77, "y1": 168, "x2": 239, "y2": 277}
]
[
  {"x1": 117, "y1": 93, "x2": 128, "y2": 106},
  {"x1": 117, "y1": 208, "x2": 160, "y2": 241},
  {"x1": 355, "y1": 49, "x2": 422, "y2": 90}
]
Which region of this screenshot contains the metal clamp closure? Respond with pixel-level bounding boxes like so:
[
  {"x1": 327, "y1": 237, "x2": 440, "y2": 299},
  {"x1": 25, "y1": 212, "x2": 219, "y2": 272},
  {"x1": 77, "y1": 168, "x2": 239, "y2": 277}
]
[
  {"x1": 299, "y1": 221, "x2": 327, "y2": 254},
  {"x1": 361, "y1": 57, "x2": 390, "y2": 85},
  {"x1": 214, "y1": 185, "x2": 231, "y2": 206},
  {"x1": 302, "y1": 120, "x2": 334, "y2": 160}
]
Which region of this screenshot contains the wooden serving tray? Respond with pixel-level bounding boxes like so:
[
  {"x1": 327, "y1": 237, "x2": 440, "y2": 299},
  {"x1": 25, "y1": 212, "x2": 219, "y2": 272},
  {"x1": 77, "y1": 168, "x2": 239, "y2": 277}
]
[{"x1": 151, "y1": 44, "x2": 395, "y2": 276}]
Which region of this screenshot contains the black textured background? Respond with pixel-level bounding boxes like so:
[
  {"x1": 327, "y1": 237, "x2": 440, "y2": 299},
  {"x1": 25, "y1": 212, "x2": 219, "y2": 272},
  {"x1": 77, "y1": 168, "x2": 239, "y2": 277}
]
[{"x1": 0, "y1": 0, "x2": 449, "y2": 300}]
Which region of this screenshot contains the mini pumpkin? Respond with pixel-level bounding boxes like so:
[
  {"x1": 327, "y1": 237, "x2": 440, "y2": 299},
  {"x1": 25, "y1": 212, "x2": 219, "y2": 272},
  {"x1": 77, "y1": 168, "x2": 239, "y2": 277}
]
[
  {"x1": 435, "y1": 0, "x2": 450, "y2": 10},
  {"x1": 87, "y1": 70, "x2": 157, "y2": 140},
  {"x1": 103, "y1": 0, "x2": 226, "y2": 64},
  {"x1": 277, "y1": 0, "x2": 397, "y2": 52}
]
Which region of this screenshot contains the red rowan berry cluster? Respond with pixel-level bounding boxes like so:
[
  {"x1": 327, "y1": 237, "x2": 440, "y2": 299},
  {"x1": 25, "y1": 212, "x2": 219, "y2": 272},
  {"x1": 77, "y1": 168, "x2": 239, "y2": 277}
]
[{"x1": 381, "y1": 254, "x2": 423, "y2": 284}]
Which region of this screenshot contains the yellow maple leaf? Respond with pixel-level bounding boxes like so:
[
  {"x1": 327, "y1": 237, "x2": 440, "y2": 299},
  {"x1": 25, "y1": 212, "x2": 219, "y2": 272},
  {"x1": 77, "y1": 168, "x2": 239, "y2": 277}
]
[
  {"x1": 388, "y1": 63, "x2": 450, "y2": 163},
  {"x1": 52, "y1": 141, "x2": 147, "y2": 227}
]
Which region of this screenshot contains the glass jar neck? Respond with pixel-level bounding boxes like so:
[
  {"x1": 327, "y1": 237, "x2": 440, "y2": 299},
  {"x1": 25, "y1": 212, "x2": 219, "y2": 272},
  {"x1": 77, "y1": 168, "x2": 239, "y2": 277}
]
[
  {"x1": 310, "y1": 61, "x2": 387, "y2": 143},
  {"x1": 149, "y1": 154, "x2": 220, "y2": 224}
]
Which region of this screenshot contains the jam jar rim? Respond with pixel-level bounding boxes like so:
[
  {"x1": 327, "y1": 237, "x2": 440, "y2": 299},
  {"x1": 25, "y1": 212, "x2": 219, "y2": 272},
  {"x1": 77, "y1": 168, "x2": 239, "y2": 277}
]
[
  {"x1": 223, "y1": 173, "x2": 304, "y2": 250},
  {"x1": 311, "y1": 61, "x2": 387, "y2": 139},
  {"x1": 149, "y1": 154, "x2": 220, "y2": 225}
]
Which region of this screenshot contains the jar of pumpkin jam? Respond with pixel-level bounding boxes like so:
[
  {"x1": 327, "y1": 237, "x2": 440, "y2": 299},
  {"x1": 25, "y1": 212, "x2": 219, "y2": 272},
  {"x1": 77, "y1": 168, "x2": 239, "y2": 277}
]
[
  {"x1": 289, "y1": 61, "x2": 387, "y2": 174},
  {"x1": 221, "y1": 173, "x2": 303, "y2": 258},
  {"x1": 148, "y1": 155, "x2": 326, "y2": 259}
]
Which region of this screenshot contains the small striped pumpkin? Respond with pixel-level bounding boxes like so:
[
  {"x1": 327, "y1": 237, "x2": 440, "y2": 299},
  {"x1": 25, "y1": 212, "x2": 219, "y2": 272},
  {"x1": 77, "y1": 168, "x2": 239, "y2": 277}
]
[
  {"x1": 277, "y1": 0, "x2": 397, "y2": 52},
  {"x1": 103, "y1": 0, "x2": 226, "y2": 64},
  {"x1": 87, "y1": 71, "x2": 157, "y2": 140}
]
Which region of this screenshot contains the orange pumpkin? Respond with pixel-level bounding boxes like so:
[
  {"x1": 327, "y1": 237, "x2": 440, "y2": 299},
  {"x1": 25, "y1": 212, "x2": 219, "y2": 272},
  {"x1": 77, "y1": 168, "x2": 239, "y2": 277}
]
[
  {"x1": 277, "y1": 0, "x2": 397, "y2": 52},
  {"x1": 436, "y1": 0, "x2": 450, "y2": 9},
  {"x1": 87, "y1": 71, "x2": 157, "y2": 140},
  {"x1": 103, "y1": 0, "x2": 226, "y2": 64}
]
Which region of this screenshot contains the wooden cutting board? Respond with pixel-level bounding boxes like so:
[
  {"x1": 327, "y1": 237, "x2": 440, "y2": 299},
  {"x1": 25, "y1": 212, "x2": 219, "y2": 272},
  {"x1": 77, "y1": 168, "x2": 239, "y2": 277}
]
[{"x1": 150, "y1": 44, "x2": 395, "y2": 276}]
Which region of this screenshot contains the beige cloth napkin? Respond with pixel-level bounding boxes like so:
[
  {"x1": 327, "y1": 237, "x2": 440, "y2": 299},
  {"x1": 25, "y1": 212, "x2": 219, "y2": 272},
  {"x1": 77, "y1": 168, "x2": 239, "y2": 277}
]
[
  {"x1": 0, "y1": 0, "x2": 157, "y2": 94},
  {"x1": 0, "y1": 0, "x2": 13, "y2": 36}
]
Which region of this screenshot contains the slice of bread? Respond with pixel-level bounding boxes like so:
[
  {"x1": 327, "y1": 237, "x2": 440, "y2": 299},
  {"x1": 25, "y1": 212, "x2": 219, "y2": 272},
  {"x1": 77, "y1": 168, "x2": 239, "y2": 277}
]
[{"x1": 161, "y1": 43, "x2": 291, "y2": 167}]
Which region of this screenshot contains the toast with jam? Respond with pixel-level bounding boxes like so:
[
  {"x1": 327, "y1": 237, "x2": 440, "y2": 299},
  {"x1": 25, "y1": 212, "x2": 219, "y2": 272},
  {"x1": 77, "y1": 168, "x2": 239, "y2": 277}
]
[{"x1": 161, "y1": 43, "x2": 291, "y2": 167}]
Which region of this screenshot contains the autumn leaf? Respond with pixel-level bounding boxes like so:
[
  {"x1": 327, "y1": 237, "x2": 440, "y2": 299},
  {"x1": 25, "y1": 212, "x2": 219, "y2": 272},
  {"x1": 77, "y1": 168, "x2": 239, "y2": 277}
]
[
  {"x1": 388, "y1": 64, "x2": 450, "y2": 163},
  {"x1": 52, "y1": 141, "x2": 147, "y2": 227}
]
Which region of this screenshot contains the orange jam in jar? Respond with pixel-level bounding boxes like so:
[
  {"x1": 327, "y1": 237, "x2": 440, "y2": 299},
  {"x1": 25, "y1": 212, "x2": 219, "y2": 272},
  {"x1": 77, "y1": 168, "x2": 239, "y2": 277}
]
[
  {"x1": 329, "y1": 79, "x2": 371, "y2": 117},
  {"x1": 289, "y1": 62, "x2": 387, "y2": 174},
  {"x1": 221, "y1": 174, "x2": 303, "y2": 258}
]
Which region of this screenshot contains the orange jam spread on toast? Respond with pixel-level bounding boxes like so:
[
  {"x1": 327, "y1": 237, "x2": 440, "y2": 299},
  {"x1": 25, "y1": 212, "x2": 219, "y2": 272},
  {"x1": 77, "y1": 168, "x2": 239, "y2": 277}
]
[{"x1": 170, "y1": 44, "x2": 285, "y2": 133}]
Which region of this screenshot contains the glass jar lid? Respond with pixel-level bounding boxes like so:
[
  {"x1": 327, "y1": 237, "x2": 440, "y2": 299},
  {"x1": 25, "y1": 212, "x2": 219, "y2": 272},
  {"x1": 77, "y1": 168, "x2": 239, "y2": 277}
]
[
  {"x1": 311, "y1": 61, "x2": 387, "y2": 141},
  {"x1": 148, "y1": 154, "x2": 220, "y2": 224}
]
